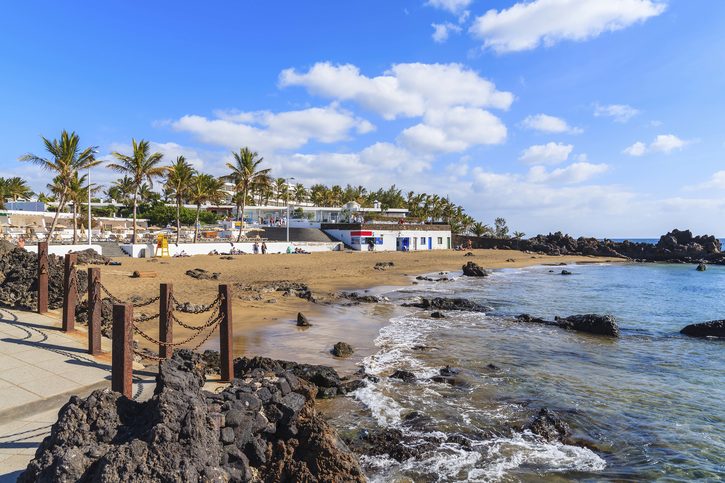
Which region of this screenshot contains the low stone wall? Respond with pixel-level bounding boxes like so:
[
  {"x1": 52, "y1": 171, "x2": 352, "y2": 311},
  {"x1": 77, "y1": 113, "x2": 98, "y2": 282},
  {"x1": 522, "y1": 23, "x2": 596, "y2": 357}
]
[{"x1": 453, "y1": 235, "x2": 521, "y2": 250}]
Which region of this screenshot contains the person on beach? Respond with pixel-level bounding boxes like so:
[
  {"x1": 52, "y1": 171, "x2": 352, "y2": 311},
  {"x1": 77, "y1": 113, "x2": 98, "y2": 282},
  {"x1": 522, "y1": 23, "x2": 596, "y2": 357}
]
[
  {"x1": 261, "y1": 242, "x2": 267, "y2": 254},
  {"x1": 17, "y1": 236, "x2": 25, "y2": 249},
  {"x1": 253, "y1": 242, "x2": 259, "y2": 254}
]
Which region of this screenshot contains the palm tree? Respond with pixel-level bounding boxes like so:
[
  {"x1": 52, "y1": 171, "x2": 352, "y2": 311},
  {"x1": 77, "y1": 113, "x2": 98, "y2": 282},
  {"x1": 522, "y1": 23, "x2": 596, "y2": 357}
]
[
  {"x1": 274, "y1": 178, "x2": 288, "y2": 206},
  {"x1": 36, "y1": 192, "x2": 53, "y2": 204},
  {"x1": 5, "y1": 177, "x2": 33, "y2": 202},
  {"x1": 165, "y1": 156, "x2": 196, "y2": 243},
  {"x1": 471, "y1": 222, "x2": 491, "y2": 238},
  {"x1": 66, "y1": 172, "x2": 94, "y2": 244},
  {"x1": 223, "y1": 147, "x2": 270, "y2": 241},
  {"x1": 293, "y1": 184, "x2": 307, "y2": 203},
  {"x1": 0, "y1": 178, "x2": 8, "y2": 209},
  {"x1": 19, "y1": 130, "x2": 99, "y2": 242},
  {"x1": 188, "y1": 174, "x2": 225, "y2": 243},
  {"x1": 108, "y1": 139, "x2": 165, "y2": 243}
]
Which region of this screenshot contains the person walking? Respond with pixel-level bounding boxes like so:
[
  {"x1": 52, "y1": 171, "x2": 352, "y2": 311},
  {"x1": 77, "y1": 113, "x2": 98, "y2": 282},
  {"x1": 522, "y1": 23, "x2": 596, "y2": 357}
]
[
  {"x1": 261, "y1": 242, "x2": 267, "y2": 254},
  {"x1": 253, "y1": 242, "x2": 259, "y2": 254}
]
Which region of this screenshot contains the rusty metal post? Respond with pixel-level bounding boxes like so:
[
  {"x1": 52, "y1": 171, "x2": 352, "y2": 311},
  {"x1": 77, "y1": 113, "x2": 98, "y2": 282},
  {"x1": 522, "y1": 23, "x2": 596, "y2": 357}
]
[
  {"x1": 62, "y1": 253, "x2": 77, "y2": 331},
  {"x1": 87, "y1": 268, "x2": 101, "y2": 355},
  {"x1": 159, "y1": 283, "x2": 173, "y2": 359},
  {"x1": 219, "y1": 284, "x2": 233, "y2": 382},
  {"x1": 37, "y1": 241, "x2": 49, "y2": 314},
  {"x1": 112, "y1": 303, "x2": 133, "y2": 398}
]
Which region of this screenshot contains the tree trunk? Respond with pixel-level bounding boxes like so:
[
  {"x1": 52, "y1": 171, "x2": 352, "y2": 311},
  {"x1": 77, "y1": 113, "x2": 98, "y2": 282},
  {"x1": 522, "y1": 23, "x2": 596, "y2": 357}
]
[
  {"x1": 46, "y1": 189, "x2": 68, "y2": 244},
  {"x1": 237, "y1": 186, "x2": 247, "y2": 242},
  {"x1": 132, "y1": 187, "x2": 139, "y2": 244},
  {"x1": 194, "y1": 205, "x2": 201, "y2": 243},
  {"x1": 72, "y1": 203, "x2": 78, "y2": 244},
  {"x1": 176, "y1": 197, "x2": 181, "y2": 245}
]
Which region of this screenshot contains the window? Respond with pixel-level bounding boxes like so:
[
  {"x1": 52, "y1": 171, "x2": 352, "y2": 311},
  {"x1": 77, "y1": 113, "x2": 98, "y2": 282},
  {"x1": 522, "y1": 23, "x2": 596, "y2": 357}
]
[
  {"x1": 437, "y1": 237, "x2": 443, "y2": 244},
  {"x1": 420, "y1": 237, "x2": 425, "y2": 244}
]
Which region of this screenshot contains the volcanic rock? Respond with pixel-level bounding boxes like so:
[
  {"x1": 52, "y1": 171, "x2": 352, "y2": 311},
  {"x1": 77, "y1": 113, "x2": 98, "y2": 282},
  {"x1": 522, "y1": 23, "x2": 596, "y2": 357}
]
[
  {"x1": 20, "y1": 350, "x2": 365, "y2": 482},
  {"x1": 680, "y1": 320, "x2": 725, "y2": 338},
  {"x1": 390, "y1": 370, "x2": 417, "y2": 383},
  {"x1": 696, "y1": 262, "x2": 707, "y2": 271},
  {"x1": 374, "y1": 261, "x2": 395, "y2": 270},
  {"x1": 74, "y1": 248, "x2": 112, "y2": 265},
  {"x1": 297, "y1": 312, "x2": 311, "y2": 327},
  {"x1": 525, "y1": 408, "x2": 571, "y2": 442},
  {"x1": 404, "y1": 297, "x2": 491, "y2": 312},
  {"x1": 185, "y1": 268, "x2": 220, "y2": 280},
  {"x1": 554, "y1": 314, "x2": 620, "y2": 337},
  {"x1": 462, "y1": 261, "x2": 488, "y2": 277},
  {"x1": 331, "y1": 342, "x2": 354, "y2": 358}
]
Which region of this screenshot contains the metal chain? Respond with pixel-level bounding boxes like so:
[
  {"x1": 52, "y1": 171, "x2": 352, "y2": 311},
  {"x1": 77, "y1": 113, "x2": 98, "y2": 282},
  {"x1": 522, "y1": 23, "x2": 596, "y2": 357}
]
[
  {"x1": 132, "y1": 315, "x2": 222, "y2": 347},
  {"x1": 97, "y1": 282, "x2": 159, "y2": 307},
  {"x1": 133, "y1": 349, "x2": 165, "y2": 361},
  {"x1": 99, "y1": 282, "x2": 124, "y2": 305},
  {"x1": 170, "y1": 302, "x2": 222, "y2": 331},
  {"x1": 190, "y1": 322, "x2": 221, "y2": 350},
  {"x1": 132, "y1": 295, "x2": 161, "y2": 308},
  {"x1": 133, "y1": 312, "x2": 160, "y2": 323},
  {"x1": 170, "y1": 293, "x2": 222, "y2": 313}
]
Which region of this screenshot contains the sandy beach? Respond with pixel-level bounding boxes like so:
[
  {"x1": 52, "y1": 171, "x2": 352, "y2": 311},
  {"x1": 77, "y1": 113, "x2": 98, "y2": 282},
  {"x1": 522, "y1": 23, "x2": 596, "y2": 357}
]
[{"x1": 92, "y1": 249, "x2": 619, "y2": 372}]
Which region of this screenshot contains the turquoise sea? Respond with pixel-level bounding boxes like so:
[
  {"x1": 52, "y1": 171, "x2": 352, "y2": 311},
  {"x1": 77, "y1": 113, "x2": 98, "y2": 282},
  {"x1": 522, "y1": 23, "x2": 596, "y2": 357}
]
[{"x1": 330, "y1": 263, "x2": 725, "y2": 481}]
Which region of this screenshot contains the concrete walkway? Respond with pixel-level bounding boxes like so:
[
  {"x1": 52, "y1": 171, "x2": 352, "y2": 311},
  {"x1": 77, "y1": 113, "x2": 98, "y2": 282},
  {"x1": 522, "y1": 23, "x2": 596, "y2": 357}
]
[{"x1": 0, "y1": 307, "x2": 156, "y2": 480}]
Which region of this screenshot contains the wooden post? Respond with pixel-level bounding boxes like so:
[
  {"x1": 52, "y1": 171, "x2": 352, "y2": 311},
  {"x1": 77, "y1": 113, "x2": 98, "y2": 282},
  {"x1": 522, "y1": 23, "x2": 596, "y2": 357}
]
[
  {"x1": 159, "y1": 283, "x2": 173, "y2": 359},
  {"x1": 87, "y1": 268, "x2": 101, "y2": 355},
  {"x1": 219, "y1": 284, "x2": 233, "y2": 382},
  {"x1": 37, "y1": 241, "x2": 48, "y2": 314},
  {"x1": 62, "y1": 253, "x2": 77, "y2": 331},
  {"x1": 112, "y1": 303, "x2": 133, "y2": 398}
]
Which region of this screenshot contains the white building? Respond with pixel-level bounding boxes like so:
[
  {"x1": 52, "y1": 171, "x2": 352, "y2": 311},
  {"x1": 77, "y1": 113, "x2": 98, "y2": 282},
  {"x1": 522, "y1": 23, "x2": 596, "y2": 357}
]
[{"x1": 322, "y1": 222, "x2": 452, "y2": 252}]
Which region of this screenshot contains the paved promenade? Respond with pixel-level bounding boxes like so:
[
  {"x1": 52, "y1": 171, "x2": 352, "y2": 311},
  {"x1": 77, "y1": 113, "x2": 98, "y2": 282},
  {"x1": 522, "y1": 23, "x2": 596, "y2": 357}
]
[{"x1": 0, "y1": 307, "x2": 155, "y2": 480}]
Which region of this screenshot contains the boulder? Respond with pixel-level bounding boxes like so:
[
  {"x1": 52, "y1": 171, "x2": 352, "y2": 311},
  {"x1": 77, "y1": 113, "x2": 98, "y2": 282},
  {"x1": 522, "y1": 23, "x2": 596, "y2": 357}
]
[
  {"x1": 331, "y1": 341, "x2": 354, "y2": 358},
  {"x1": 525, "y1": 408, "x2": 571, "y2": 442},
  {"x1": 430, "y1": 311, "x2": 445, "y2": 319},
  {"x1": 20, "y1": 351, "x2": 365, "y2": 482},
  {"x1": 554, "y1": 314, "x2": 620, "y2": 337},
  {"x1": 462, "y1": 261, "x2": 488, "y2": 277},
  {"x1": 374, "y1": 261, "x2": 395, "y2": 270},
  {"x1": 680, "y1": 320, "x2": 725, "y2": 338},
  {"x1": 561, "y1": 270, "x2": 572, "y2": 275},
  {"x1": 390, "y1": 370, "x2": 417, "y2": 383},
  {"x1": 297, "y1": 312, "x2": 311, "y2": 327},
  {"x1": 74, "y1": 248, "x2": 112, "y2": 265},
  {"x1": 696, "y1": 262, "x2": 707, "y2": 271},
  {"x1": 403, "y1": 297, "x2": 491, "y2": 312},
  {"x1": 185, "y1": 268, "x2": 220, "y2": 280}
]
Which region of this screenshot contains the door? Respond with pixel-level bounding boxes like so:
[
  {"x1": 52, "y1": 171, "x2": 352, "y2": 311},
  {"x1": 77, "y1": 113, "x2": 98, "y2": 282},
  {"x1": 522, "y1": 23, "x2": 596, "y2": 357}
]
[{"x1": 428, "y1": 237, "x2": 432, "y2": 250}]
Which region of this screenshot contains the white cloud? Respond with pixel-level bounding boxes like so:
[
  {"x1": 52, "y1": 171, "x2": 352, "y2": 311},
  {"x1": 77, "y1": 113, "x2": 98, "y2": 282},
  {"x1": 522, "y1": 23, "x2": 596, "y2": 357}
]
[
  {"x1": 624, "y1": 134, "x2": 687, "y2": 156},
  {"x1": 685, "y1": 171, "x2": 725, "y2": 191},
  {"x1": 623, "y1": 141, "x2": 647, "y2": 156},
  {"x1": 426, "y1": 0, "x2": 472, "y2": 14},
  {"x1": 279, "y1": 62, "x2": 513, "y2": 120},
  {"x1": 399, "y1": 106, "x2": 507, "y2": 153},
  {"x1": 522, "y1": 114, "x2": 582, "y2": 134},
  {"x1": 470, "y1": 0, "x2": 666, "y2": 53},
  {"x1": 527, "y1": 162, "x2": 609, "y2": 184},
  {"x1": 519, "y1": 142, "x2": 574, "y2": 165},
  {"x1": 432, "y1": 22, "x2": 462, "y2": 43},
  {"x1": 594, "y1": 103, "x2": 640, "y2": 123},
  {"x1": 650, "y1": 134, "x2": 686, "y2": 153},
  {"x1": 170, "y1": 104, "x2": 373, "y2": 153}
]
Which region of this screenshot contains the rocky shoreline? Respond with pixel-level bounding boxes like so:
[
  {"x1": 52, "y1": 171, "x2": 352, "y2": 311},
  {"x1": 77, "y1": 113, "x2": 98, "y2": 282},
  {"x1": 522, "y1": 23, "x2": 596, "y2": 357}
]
[{"x1": 462, "y1": 229, "x2": 725, "y2": 265}]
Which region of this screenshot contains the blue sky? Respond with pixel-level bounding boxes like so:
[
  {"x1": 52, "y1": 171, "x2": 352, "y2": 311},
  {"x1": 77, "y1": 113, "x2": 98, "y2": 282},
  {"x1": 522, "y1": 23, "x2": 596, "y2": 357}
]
[{"x1": 1, "y1": 0, "x2": 723, "y2": 237}]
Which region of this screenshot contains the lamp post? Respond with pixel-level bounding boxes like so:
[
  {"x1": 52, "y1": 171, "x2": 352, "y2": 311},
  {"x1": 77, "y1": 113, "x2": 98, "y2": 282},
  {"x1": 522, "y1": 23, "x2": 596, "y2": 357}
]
[
  {"x1": 87, "y1": 167, "x2": 92, "y2": 246},
  {"x1": 286, "y1": 177, "x2": 295, "y2": 243}
]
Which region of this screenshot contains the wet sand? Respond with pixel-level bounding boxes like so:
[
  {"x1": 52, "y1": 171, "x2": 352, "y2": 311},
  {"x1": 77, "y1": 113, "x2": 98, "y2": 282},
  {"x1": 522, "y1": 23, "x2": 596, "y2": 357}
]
[{"x1": 93, "y1": 249, "x2": 619, "y2": 374}]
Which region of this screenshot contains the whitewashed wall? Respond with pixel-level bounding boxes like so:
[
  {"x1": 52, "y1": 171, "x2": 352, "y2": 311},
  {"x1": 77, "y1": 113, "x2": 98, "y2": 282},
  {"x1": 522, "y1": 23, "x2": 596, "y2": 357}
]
[
  {"x1": 323, "y1": 229, "x2": 451, "y2": 252},
  {"x1": 25, "y1": 244, "x2": 104, "y2": 256},
  {"x1": 120, "y1": 241, "x2": 342, "y2": 258}
]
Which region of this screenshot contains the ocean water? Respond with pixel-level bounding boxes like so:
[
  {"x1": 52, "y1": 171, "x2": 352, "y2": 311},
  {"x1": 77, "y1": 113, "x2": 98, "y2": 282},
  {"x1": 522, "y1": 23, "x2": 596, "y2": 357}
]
[{"x1": 331, "y1": 263, "x2": 725, "y2": 482}]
